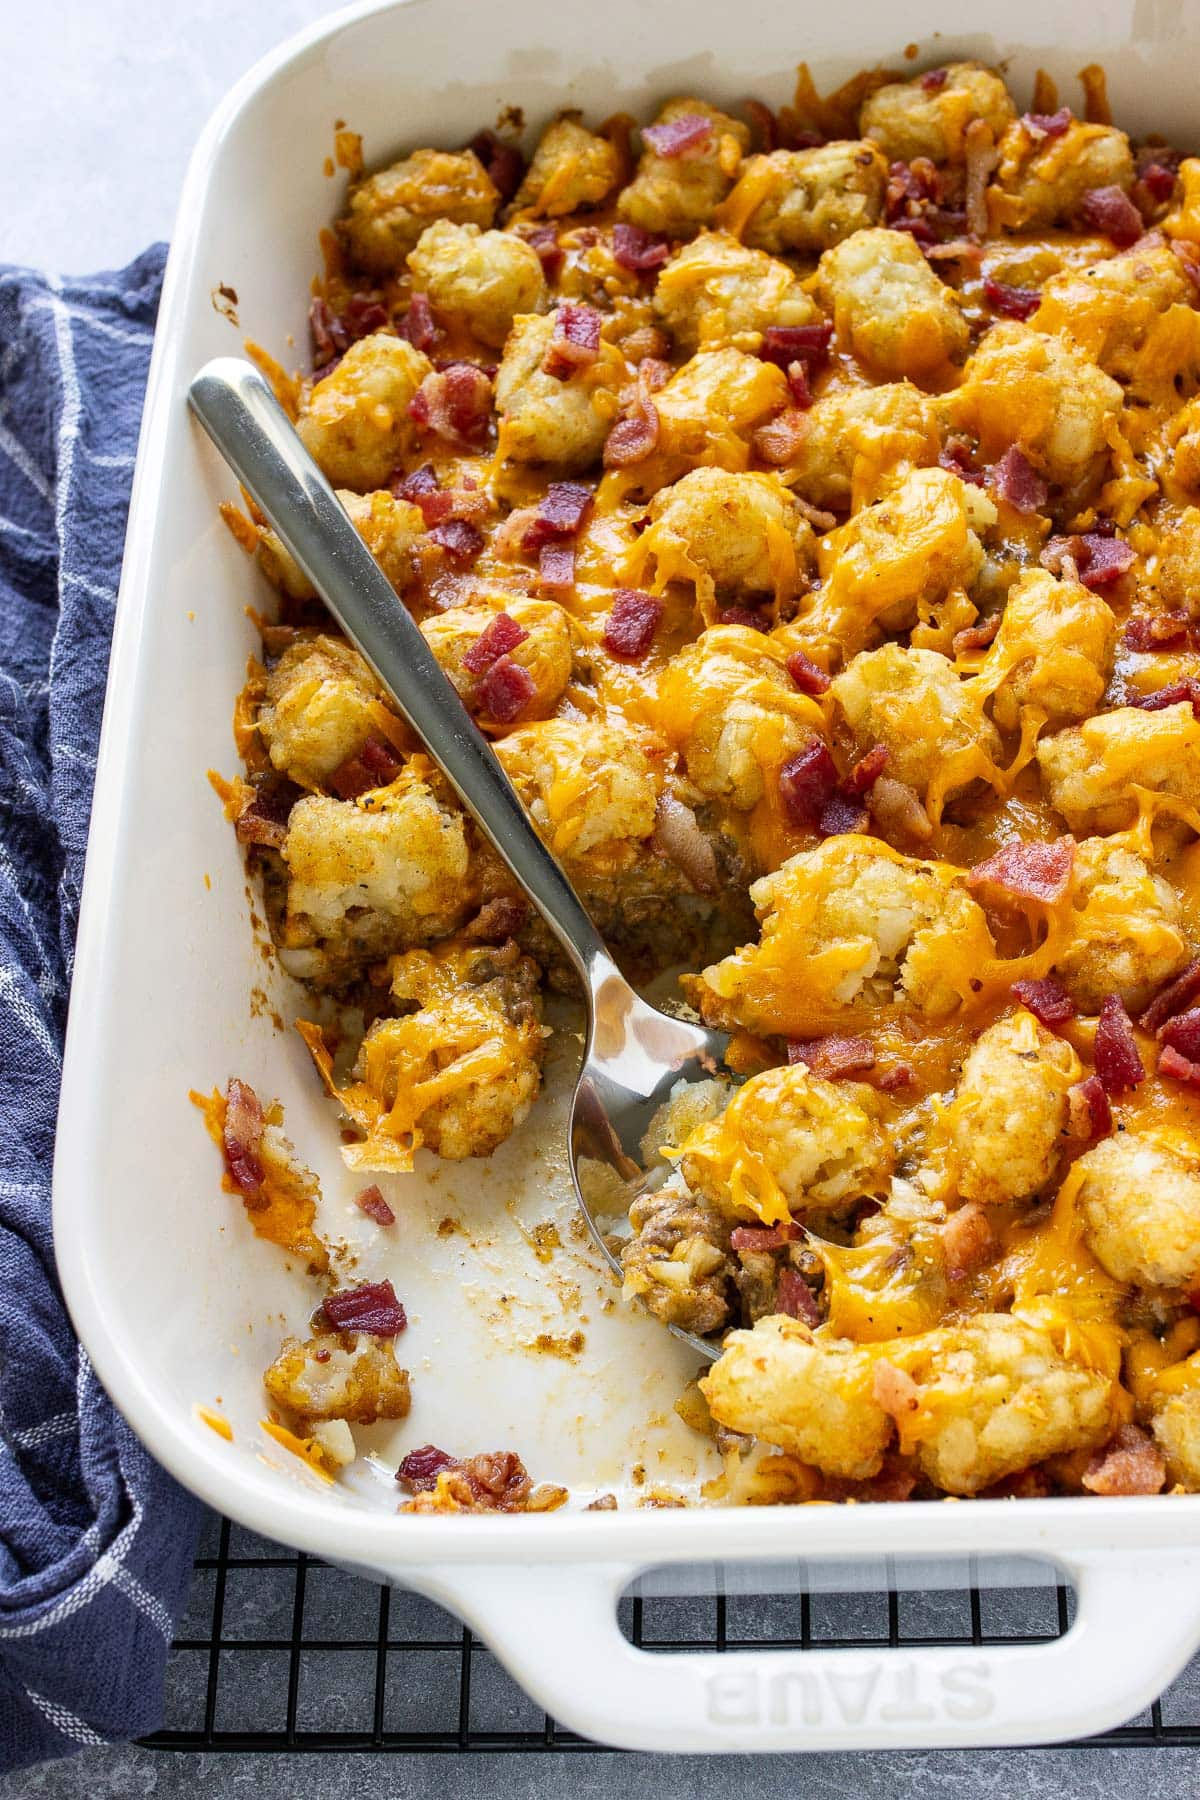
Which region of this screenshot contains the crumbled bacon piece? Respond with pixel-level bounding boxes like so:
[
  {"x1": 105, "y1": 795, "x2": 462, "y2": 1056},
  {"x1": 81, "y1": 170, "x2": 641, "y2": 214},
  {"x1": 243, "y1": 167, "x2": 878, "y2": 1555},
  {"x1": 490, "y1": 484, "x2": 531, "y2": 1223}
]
[
  {"x1": 356, "y1": 1185, "x2": 396, "y2": 1227},
  {"x1": 939, "y1": 435, "x2": 983, "y2": 484},
  {"x1": 1161, "y1": 1007, "x2": 1200, "y2": 1063},
  {"x1": 1023, "y1": 107, "x2": 1072, "y2": 138},
  {"x1": 234, "y1": 779, "x2": 301, "y2": 849},
  {"x1": 603, "y1": 373, "x2": 661, "y2": 468},
  {"x1": 775, "y1": 1266, "x2": 821, "y2": 1326},
  {"x1": 717, "y1": 606, "x2": 769, "y2": 631},
  {"x1": 309, "y1": 296, "x2": 349, "y2": 367},
  {"x1": 819, "y1": 791, "x2": 869, "y2": 836},
  {"x1": 1012, "y1": 975, "x2": 1077, "y2": 1029},
  {"x1": 463, "y1": 612, "x2": 529, "y2": 674},
  {"x1": 1079, "y1": 184, "x2": 1144, "y2": 247},
  {"x1": 967, "y1": 837, "x2": 1075, "y2": 905},
  {"x1": 396, "y1": 1444, "x2": 458, "y2": 1491},
  {"x1": 1041, "y1": 530, "x2": 1135, "y2": 588},
  {"x1": 1141, "y1": 961, "x2": 1200, "y2": 1034},
  {"x1": 397, "y1": 291, "x2": 441, "y2": 353},
  {"x1": 989, "y1": 445, "x2": 1047, "y2": 514},
  {"x1": 1138, "y1": 161, "x2": 1179, "y2": 205},
  {"x1": 476, "y1": 657, "x2": 537, "y2": 723},
  {"x1": 952, "y1": 615, "x2": 1001, "y2": 655},
  {"x1": 643, "y1": 114, "x2": 713, "y2": 158},
  {"x1": 328, "y1": 735, "x2": 404, "y2": 800},
  {"x1": 1082, "y1": 1424, "x2": 1166, "y2": 1496},
  {"x1": 786, "y1": 649, "x2": 831, "y2": 694},
  {"x1": 408, "y1": 363, "x2": 493, "y2": 450},
  {"x1": 1066, "y1": 1073, "x2": 1113, "y2": 1141},
  {"x1": 1124, "y1": 612, "x2": 1190, "y2": 651},
  {"x1": 787, "y1": 1034, "x2": 875, "y2": 1079},
  {"x1": 1160, "y1": 1044, "x2": 1200, "y2": 1088},
  {"x1": 521, "y1": 480, "x2": 593, "y2": 549},
  {"x1": 468, "y1": 129, "x2": 525, "y2": 201},
  {"x1": 784, "y1": 361, "x2": 813, "y2": 408},
  {"x1": 920, "y1": 67, "x2": 949, "y2": 91},
  {"x1": 759, "y1": 323, "x2": 833, "y2": 375},
  {"x1": 941, "y1": 1203, "x2": 995, "y2": 1283},
  {"x1": 222, "y1": 1078, "x2": 265, "y2": 1200},
  {"x1": 538, "y1": 542, "x2": 575, "y2": 594},
  {"x1": 612, "y1": 222, "x2": 672, "y2": 271},
  {"x1": 753, "y1": 407, "x2": 808, "y2": 464},
  {"x1": 525, "y1": 225, "x2": 564, "y2": 280},
  {"x1": 730, "y1": 1221, "x2": 802, "y2": 1251},
  {"x1": 391, "y1": 462, "x2": 449, "y2": 525},
  {"x1": 1130, "y1": 678, "x2": 1200, "y2": 719},
  {"x1": 875, "y1": 1063, "x2": 915, "y2": 1092},
  {"x1": 323, "y1": 1279, "x2": 407, "y2": 1336},
  {"x1": 844, "y1": 744, "x2": 889, "y2": 795},
  {"x1": 428, "y1": 519, "x2": 484, "y2": 563},
  {"x1": 602, "y1": 589, "x2": 663, "y2": 660},
  {"x1": 542, "y1": 304, "x2": 602, "y2": 378},
  {"x1": 342, "y1": 293, "x2": 391, "y2": 338},
  {"x1": 982, "y1": 275, "x2": 1041, "y2": 321},
  {"x1": 1094, "y1": 995, "x2": 1145, "y2": 1094},
  {"x1": 778, "y1": 740, "x2": 838, "y2": 828}
]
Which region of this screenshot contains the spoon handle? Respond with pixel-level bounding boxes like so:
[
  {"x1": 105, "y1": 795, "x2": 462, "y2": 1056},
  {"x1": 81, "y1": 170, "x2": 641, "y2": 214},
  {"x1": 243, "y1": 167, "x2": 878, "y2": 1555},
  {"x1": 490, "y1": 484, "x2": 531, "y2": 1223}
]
[{"x1": 188, "y1": 356, "x2": 610, "y2": 986}]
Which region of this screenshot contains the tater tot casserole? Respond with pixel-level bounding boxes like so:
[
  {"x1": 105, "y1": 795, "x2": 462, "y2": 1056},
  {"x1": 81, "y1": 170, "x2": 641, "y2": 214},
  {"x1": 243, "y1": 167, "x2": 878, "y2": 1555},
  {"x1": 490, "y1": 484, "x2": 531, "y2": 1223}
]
[{"x1": 204, "y1": 56, "x2": 1200, "y2": 1513}]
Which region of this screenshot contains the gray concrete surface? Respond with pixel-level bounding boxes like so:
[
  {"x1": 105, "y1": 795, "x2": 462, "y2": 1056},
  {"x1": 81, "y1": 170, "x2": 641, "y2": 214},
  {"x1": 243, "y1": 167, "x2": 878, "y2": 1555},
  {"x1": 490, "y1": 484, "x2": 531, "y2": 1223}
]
[{"x1": 4, "y1": 1, "x2": 1200, "y2": 1793}]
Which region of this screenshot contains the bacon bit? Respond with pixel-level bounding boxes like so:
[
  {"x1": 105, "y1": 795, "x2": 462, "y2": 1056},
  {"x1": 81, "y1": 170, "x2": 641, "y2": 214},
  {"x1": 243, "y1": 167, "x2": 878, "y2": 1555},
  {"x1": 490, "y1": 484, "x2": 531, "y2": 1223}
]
[
  {"x1": 1138, "y1": 161, "x2": 1179, "y2": 206},
  {"x1": 461, "y1": 614, "x2": 526, "y2": 677},
  {"x1": 876, "y1": 1063, "x2": 915, "y2": 1092},
  {"x1": 952, "y1": 615, "x2": 1001, "y2": 655},
  {"x1": 967, "y1": 836, "x2": 1075, "y2": 905},
  {"x1": 868, "y1": 775, "x2": 933, "y2": 844},
  {"x1": 989, "y1": 445, "x2": 1047, "y2": 514},
  {"x1": 730, "y1": 1221, "x2": 802, "y2": 1251},
  {"x1": 612, "y1": 222, "x2": 672, "y2": 272},
  {"x1": 464, "y1": 895, "x2": 529, "y2": 942},
  {"x1": 327, "y1": 735, "x2": 404, "y2": 799},
  {"x1": 222, "y1": 1078, "x2": 265, "y2": 1200},
  {"x1": 428, "y1": 519, "x2": 484, "y2": 564},
  {"x1": 1012, "y1": 975, "x2": 1077, "y2": 1028},
  {"x1": 752, "y1": 407, "x2": 809, "y2": 465},
  {"x1": 1042, "y1": 530, "x2": 1135, "y2": 588},
  {"x1": 396, "y1": 1444, "x2": 458, "y2": 1491},
  {"x1": 356, "y1": 1185, "x2": 396, "y2": 1227},
  {"x1": 397, "y1": 291, "x2": 441, "y2": 353},
  {"x1": 342, "y1": 293, "x2": 391, "y2": 338},
  {"x1": 542, "y1": 304, "x2": 602, "y2": 378},
  {"x1": 391, "y1": 462, "x2": 447, "y2": 525},
  {"x1": 745, "y1": 98, "x2": 778, "y2": 151},
  {"x1": 1079, "y1": 184, "x2": 1144, "y2": 247},
  {"x1": 844, "y1": 744, "x2": 889, "y2": 795},
  {"x1": 1141, "y1": 961, "x2": 1200, "y2": 1033},
  {"x1": 603, "y1": 382, "x2": 660, "y2": 468},
  {"x1": 787, "y1": 1034, "x2": 875, "y2": 1079},
  {"x1": 784, "y1": 361, "x2": 813, "y2": 409},
  {"x1": 1161, "y1": 1007, "x2": 1200, "y2": 1063},
  {"x1": 1067, "y1": 1073, "x2": 1112, "y2": 1140},
  {"x1": 652, "y1": 793, "x2": 719, "y2": 893},
  {"x1": 776, "y1": 1266, "x2": 820, "y2": 1326},
  {"x1": 602, "y1": 588, "x2": 663, "y2": 661},
  {"x1": 323, "y1": 1279, "x2": 407, "y2": 1336},
  {"x1": 920, "y1": 67, "x2": 949, "y2": 91},
  {"x1": 1082, "y1": 1424, "x2": 1166, "y2": 1496},
  {"x1": 1160, "y1": 1044, "x2": 1200, "y2": 1088},
  {"x1": 941, "y1": 1203, "x2": 995, "y2": 1283},
  {"x1": 1094, "y1": 995, "x2": 1145, "y2": 1095},
  {"x1": 886, "y1": 158, "x2": 943, "y2": 217},
  {"x1": 643, "y1": 114, "x2": 713, "y2": 158},
  {"x1": 819, "y1": 791, "x2": 869, "y2": 836},
  {"x1": 476, "y1": 657, "x2": 537, "y2": 723},
  {"x1": 408, "y1": 363, "x2": 493, "y2": 450},
  {"x1": 522, "y1": 480, "x2": 593, "y2": 549},
  {"x1": 468, "y1": 129, "x2": 525, "y2": 201},
  {"x1": 939, "y1": 435, "x2": 983, "y2": 484},
  {"x1": 786, "y1": 649, "x2": 831, "y2": 694},
  {"x1": 1124, "y1": 612, "x2": 1190, "y2": 651},
  {"x1": 778, "y1": 740, "x2": 838, "y2": 828},
  {"x1": 982, "y1": 275, "x2": 1041, "y2": 321},
  {"x1": 525, "y1": 225, "x2": 564, "y2": 280},
  {"x1": 1130, "y1": 678, "x2": 1200, "y2": 719},
  {"x1": 1023, "y1": 107, "x2": 1072, "y2": 139},
  {"x1": 309, "y1": 296, "x2": 348, "y2": 367},
  {"x1": 717, "y1": 606, "x2": 769, "y2": 631},
  {"x1": 891, "y1": 216, "x2": 936, "y2": 246},
  {"x1": 873, "y1": 1361, "x2": 920, "y2": 1417},
  {"x1": 538, "y1": 542, "x2": 575, "y2": 594},
  {"x1": 234, "y1": 779, "x2": 301, "y2": 849},
  {"x1": 759, "y1": 323, "x2": 833, "y2": 375}
]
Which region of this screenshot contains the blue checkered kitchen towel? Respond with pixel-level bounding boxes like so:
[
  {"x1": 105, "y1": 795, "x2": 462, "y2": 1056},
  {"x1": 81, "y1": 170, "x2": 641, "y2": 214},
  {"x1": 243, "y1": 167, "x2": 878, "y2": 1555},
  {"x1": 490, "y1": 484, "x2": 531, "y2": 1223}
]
[{"x1": 0, "y1": 246, "x2": 200, "y2": 1772}]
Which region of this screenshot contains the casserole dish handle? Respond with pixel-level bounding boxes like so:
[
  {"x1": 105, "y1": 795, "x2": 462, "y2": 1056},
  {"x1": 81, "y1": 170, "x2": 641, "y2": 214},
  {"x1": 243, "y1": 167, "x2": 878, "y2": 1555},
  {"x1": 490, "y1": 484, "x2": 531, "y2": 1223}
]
[{"x1": 406, "y1": 1551, "x2": 1200, "y2": 1751}]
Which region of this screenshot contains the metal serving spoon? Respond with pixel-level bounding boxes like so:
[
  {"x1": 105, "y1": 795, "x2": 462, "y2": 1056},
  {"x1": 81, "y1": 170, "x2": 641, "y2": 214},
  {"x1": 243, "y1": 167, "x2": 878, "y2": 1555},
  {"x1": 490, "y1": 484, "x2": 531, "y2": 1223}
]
[{"x1": 189, "y1": 357, "x2": 726, "y2": 1362}]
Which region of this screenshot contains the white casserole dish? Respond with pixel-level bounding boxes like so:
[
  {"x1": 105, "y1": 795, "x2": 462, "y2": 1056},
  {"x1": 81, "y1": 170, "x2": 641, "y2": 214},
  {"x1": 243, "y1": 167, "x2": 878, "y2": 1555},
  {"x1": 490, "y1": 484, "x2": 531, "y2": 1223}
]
[{"x1": 52, "y1": 0, "x2": 1200, "y2": 1752}]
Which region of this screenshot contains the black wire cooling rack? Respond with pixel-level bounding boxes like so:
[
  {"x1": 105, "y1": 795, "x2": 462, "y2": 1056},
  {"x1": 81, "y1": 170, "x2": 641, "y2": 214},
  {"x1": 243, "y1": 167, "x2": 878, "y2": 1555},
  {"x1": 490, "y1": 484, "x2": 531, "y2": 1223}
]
[{"x1": 142, "y1": 1508, "x2": 1200, "y2": 1753}]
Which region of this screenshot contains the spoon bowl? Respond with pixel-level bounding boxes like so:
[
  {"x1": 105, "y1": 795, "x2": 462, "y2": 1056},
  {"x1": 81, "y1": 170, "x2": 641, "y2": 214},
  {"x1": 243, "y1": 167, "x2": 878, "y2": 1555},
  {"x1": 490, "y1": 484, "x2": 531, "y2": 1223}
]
[{"x1": 188, "y1": 357, "x2": 729, "y2": 1362}]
